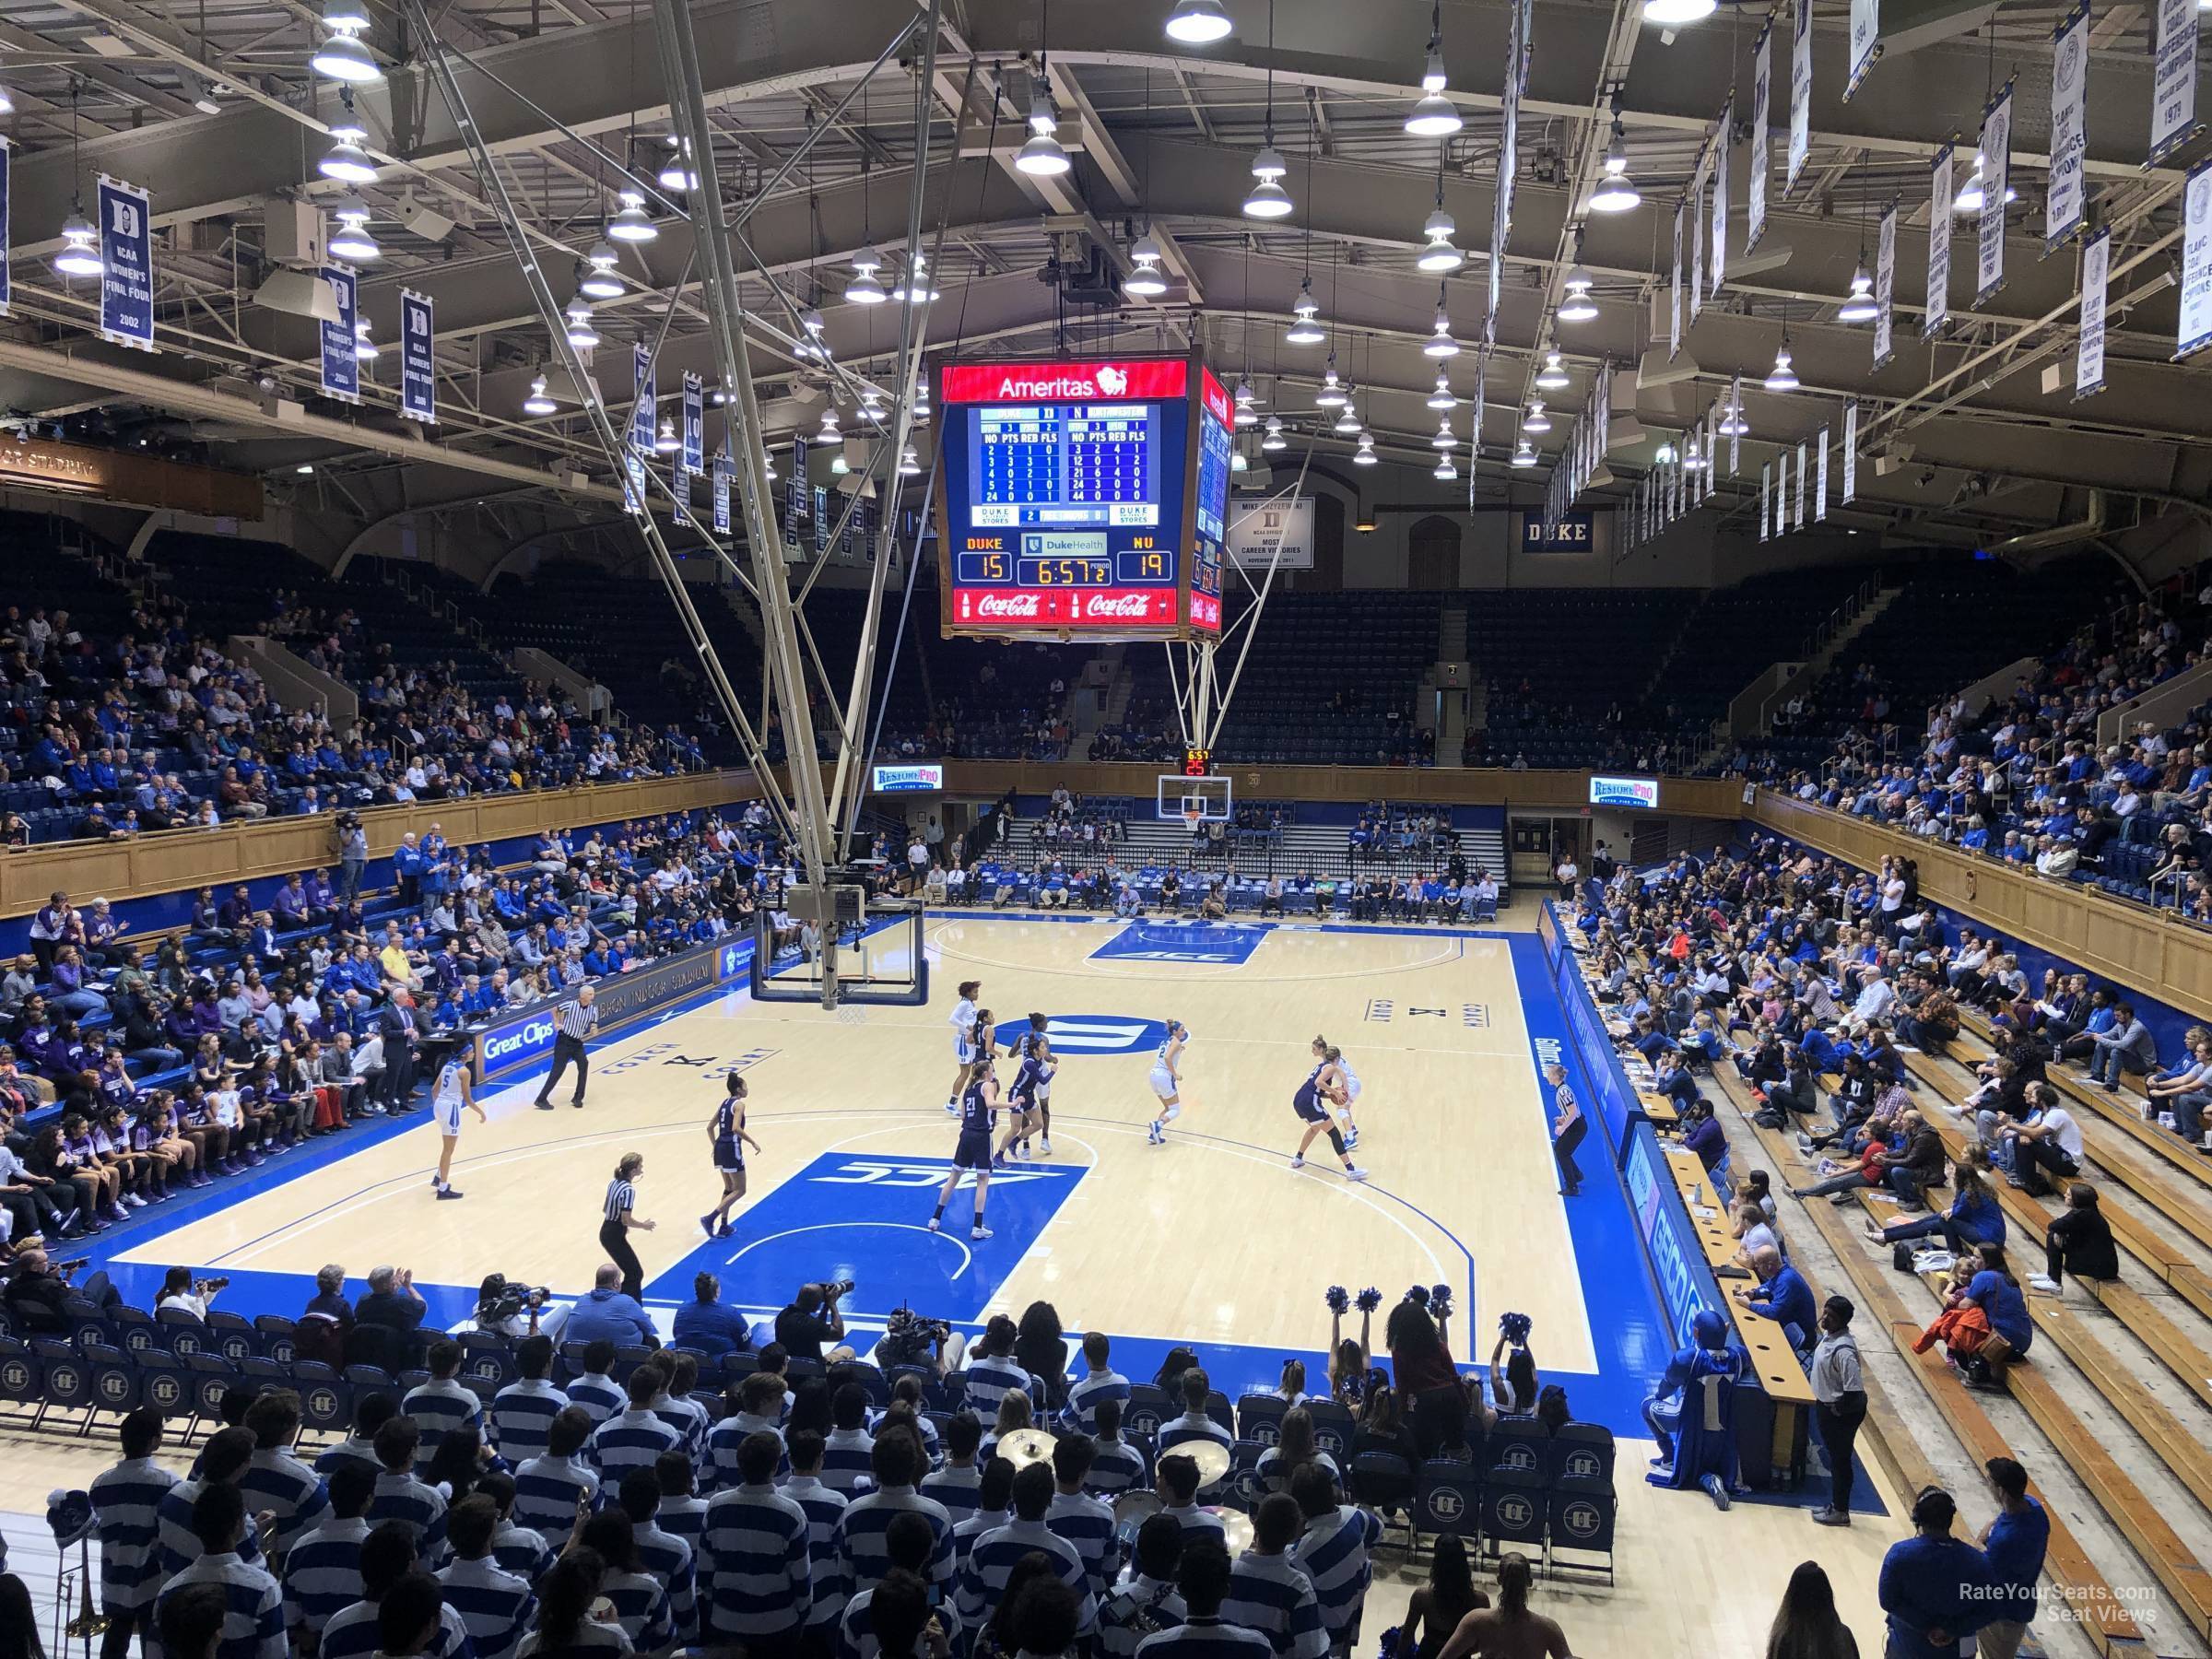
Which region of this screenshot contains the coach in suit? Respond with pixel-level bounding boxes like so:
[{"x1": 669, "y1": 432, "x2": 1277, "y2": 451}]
[
  {"x1": 535, "y1": 984, "x2": 598, "y2": 1111},
  {"x1": 377, "y1": 990, "x2": 420, "y2": 1112}
]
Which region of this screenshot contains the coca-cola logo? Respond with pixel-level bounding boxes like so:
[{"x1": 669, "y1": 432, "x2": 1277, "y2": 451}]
[
  {"x1": 1086, "y1": 592, "x2": 1154, "y2": 619},
  {"x1": 976, "y1": 592, "x2": 1042, "y2": 618}
]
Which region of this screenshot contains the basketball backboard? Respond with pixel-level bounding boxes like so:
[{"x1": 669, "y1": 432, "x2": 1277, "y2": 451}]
[{"x1": 1156, "y1": 773, "x2": 1232, "y2": 822}]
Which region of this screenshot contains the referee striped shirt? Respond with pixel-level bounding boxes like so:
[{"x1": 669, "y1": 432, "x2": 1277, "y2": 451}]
[
  {"x1": 1289, "y1": 1505, "x2": 1380, "y2": 1652},
  {"x1": 1218, "y1": 1552, "x2": 1328, "y2": 1659},
  {"x1": 89, "y1": 1456, "x2": 178, "y2": 1614},
  {"x1": 488, "y1": 1378, "x2": 571, "y2": 1463},
  {"x1": 782, "y1": 1476, "x2": 850, "y2": 1633},
  {"x1": 510, "y1": 1453, "x2": 598, "y2": 1539},
  {"x1": 559, "y1": 999, "x2": 598, "y2": 1040},
  {"x1": 280, "y1": 1515, "x2": 371, "y2": 1635},
  {"x1": 604, "y1": 1178, "x2": 636, "y2": 1223},
  {"x1": 700, "y1": 1482, "x2": 813, "y2": 1638},
  {"x1": 438, "y1": 1556, "x2": 538, "y2": 1659},
  {"x1": 154, "y1": 1552, "x2": 286, "y2": 1659}
]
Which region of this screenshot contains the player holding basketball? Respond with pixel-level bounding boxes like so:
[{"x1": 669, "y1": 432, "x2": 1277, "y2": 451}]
[
  {"x1": 945, "y1": 979, "x2": 982, "y2": 1113},
  {"x1": 1290, "y1": 1047, "x2": 1368, "y2": 1182},
  {"x1": 701, "y1": 1073, "x2": 761, "y2": 1239},
  {"x1": 1145, "y1": 1019, "x2": 1190, "y2": 1146},
  {"x1": 430, "y1": 1049, "x2": 484, "y2": 1200},
  {"x1": 1312, "y1": 1034, "x2": 1363, "y2": 1151},
  {"x1": 929, "y1": 1054, "x2": 999, "y2": 1241},
  {"x1": 1002, "y1": 1012, "x2": 1056, "y2": 1162}
]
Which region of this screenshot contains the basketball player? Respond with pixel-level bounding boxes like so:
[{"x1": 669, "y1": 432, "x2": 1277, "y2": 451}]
[
  {"x1": 1005, "y1": 1012, "x2": 1056, "y2": 1160},
  {"x1": 1312, "y1": 1034, "x2": 1363, "y2": 1151},
  {"x1": 701, "y1": 1074, "x2": 761, "y2": 1239},
  {"x1": 929, "y1": 1055, "x2": 999, "y2": 1241},
  {"x1": 1290, "y1": 1047, "x2": 1368, "y2": 1182},
  {"x1": 945, "y1": 979, "x2": 982, "y2": 1113},
  {"x1": 430, "y1": 1050, "x2": 484, "y2": 1200},
  {"x1": 1145, "y1": 1020, "x2": 1190, "y2": 1146}
]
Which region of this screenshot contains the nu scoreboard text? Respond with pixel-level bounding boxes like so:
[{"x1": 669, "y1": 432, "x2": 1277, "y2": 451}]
[{"x1": 935, "y1": 355, "x2": 1229, "y2": 641}]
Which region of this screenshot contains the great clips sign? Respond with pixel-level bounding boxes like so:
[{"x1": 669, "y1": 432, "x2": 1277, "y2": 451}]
[{"x1": 940, "y1": 360, "x2": 1190, "y2": 404}]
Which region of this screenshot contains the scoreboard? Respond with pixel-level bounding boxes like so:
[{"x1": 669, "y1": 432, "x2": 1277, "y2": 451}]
[{"x1": 935, "y1": 354, "x2": 1228, "y2": 640}]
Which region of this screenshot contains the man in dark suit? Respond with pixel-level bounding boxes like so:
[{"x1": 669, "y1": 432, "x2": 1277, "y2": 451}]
[{"x1": 377, "y1": 989, "x2": 420, "y2": 1112}]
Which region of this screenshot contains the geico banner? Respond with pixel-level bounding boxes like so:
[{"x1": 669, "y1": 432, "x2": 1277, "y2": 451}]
[{"x1": 475, "y1": 937, "x2": 755, "y2": 1079}]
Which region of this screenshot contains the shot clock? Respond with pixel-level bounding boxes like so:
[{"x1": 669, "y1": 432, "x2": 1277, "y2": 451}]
[{"x1": 935, "y1": 354, "x2": 1228, "y2": 640}]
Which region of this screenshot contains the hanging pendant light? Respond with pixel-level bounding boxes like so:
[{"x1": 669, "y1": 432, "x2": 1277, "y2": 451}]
[
  {"x1": 1165, "y1": 0, "x2": 1234, "y2": 43},
  {"x1": 798, "y1": 306, "x2": 829, "y2": 359},
  {"x1": 328, "y1": 198, "x2": 379, "y2": 262},
  {"x1": 1285, "y1": 278, "x2": 1324, "y2": 345},
  {"x1": 1354, "y1": 433, "x2": 1379, "y2": 465},
  {"x1": 893, "y1": 252, "x2": 939, "y2": 304},
  {"x1": 1233, "y1": 378, "x2": 1259, "y2": 426},
  {"x1": 815, "y1": 406, "x2": 841, "y2": 443},
  {"x1": 1428, "y1": 371, "x2": 1457, "y2": 410},
  {"x1": 563, "y1": 295, "x2": 600, "y2": 348},
  {"x1": 1589, "y1": 123, "x2": 1641, "y2": 213},
  {"x1": 1243, "y1": 145, "x2": 1293, "y2": 218},
  {"x1": 1523, "y1": 401, "x2": 1551, "y2": 434},
  {"x1": 1641, "y1": 0, "x2": 1717, "y2": 24},
  {"x1": 319, "y1": 124, "x2": 380, "y2": 185},
  {"x1": 1424, "y1": 306, "x2": 1461, "y2": 359},
  {"x1": 1406, "y1": 16, "x2": 1462, "y2": 137},
  {"x1": 1125, "y1": 233, "x2": 1169, "y2": 297},
  {"x1": 1334, "y1": 400, "x2": 1362, "y2": 434},
  {"x1": 654, "y1": 417, "x2": 679, "y2": 454},
  {"x1": 830, "y1": 451, "x2": 851, "y2": 476},
  {"x1": 1261, "y1": 416, "x2": 1287, "y2": 452},
  {"x1": 607, "y1": 189, "x2": 657, "y2": 244},
  {"x1": 1837, "y1": 265, "x2": 1878, "y2": 323},
  {"x1": 1431, "y1": 416, "x2": 1457, "y2": 451},
  {"x1": 523, "y1": 374, "x2": 558, "y2": 417},
  {"x1": 1230, "y1": 447, "x2": 1249, "y2": 472},
  {"x1": 1433, "y1": 455, "x2": 1459, "y2": 480},
  {"x1": 899, "y1": 443, "x2": 922, "y2": 477},
  {"x1": 910, "y1": 378, "x2": 931, "y2": 420},
  {"x1": 1535, "y1": 349, "x2": 1570, "y2": 390},
  {"x1": 1016, "y1": 93, "x2": 1073, "y2": 176},
  {"x1": 1717, "y1": 400, "x2": 1747, "y2": 437},
  {"x1": 310, "y1": 23, "x2": 379, "y2": 84},
  {"x1": 1764, "y1": 331, "x2": 1800, "y2": 393},
  {"x1": 1511, "y1": 440, "x2": 1539, "y2": 467},
  {"x1": 54, "y1": 208, "x2": 103, "y2": 278},
  {"x1": 580, "y1": 244, "x2": 624, "y2": 300},
  {"x1": 1417, "y1": 206, "x2": 1463, "y2": 273},
  {"x1": 352, "y1": 318, "x2": 379, "y2": 360},
  {"x1": 656, "y1": 135, "x2": 698, "y2": 192},
  {"x1": 846, "y1": 246, "x2": 888, "y2": 304},
  {"x1": 1952, "y1": 153, "x2": 2017, "y2": 215},
  {"x1": 1557, "y1": 264, "x2": 1598, "y2": 323},
  {"x1": 1314, "y1": 358, "x2": 1348, "y2": 407}
]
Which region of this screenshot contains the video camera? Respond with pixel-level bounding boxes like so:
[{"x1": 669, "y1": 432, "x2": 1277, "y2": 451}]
[
  {"x1": 479, "y1": 1274, "x2": 553, "y2": 1324},
  {"x1": 879, "y1": 1303, "x2": 950, "y2": 1367},
  {"x1": 816, "y1": 1277, "x2": 855, "y2": 1300},
  {"x1": 194, "y1": 1276, "x2": 231, "y2": 1297}
]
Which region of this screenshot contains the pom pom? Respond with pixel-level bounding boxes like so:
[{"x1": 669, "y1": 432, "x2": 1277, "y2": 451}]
[
  {"x1": 1405, "y1": 1284, "x2": 1430, "y2": 1308},
  {"x1": 1355, "y1": 1287, "x2": 1382, "y2": 1312},
  {"x1": 1500, "y1": 1311, "x2": 1533, "y2": 1347},
  {"x1": 1430, "y1": 1285, "x2": 1454, "y2": 1319},
  {"x1": 1377, "y1": 1629, "x2": 1403, "y2": 1659},
  {"x1": 1324, "y1": 1285, "x2": 1350, "y2": 1314}
]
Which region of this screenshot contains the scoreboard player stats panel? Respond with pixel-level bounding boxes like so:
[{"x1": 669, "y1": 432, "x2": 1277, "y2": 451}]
[{"x1": 935, "y1": 355, "x2": 1227, "y2": 640}]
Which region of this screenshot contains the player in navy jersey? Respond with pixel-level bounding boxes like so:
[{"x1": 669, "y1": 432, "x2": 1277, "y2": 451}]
[
  {"x1": 701, "y1": 1073, "x2": 761, "y2": 1239},
  {"x1": 1145, "y1": 1020, "x2": 1190, "y2": 1147},
  {"x1": 929, "y1": 1058, "x2": 1001, "y2": 1241},
  {"x1": 1289, "y1": 1048, "x2": 1368, "y2": 1182},
  {"x1": 1001, "y1": 1014, "x2": 1057, "y2": 1163},
  {"x1": 1312, "y1": 1035, "x2": 1363, "y2": 1152}
]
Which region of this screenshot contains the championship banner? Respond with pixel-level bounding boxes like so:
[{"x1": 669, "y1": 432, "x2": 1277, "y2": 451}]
[
  {"x1": 1976, "y1": 81, "x2": 2013, "y2": 306},
  {"x1": 1841, "y1": 398, "x2": 1859, "y2": 502},
  {"x1": 1670, "y1": 203, "x2": 1685, "y2": 359},
  {"x1": 1690, "y1": 168, "x2": 1706, "y2": 321},
  {"x1": 814, "y1": 484, "x2": 831, "y2": 552},
  {"x1": 1489, "y1": 0, "x2": 1524, "y2": 335},
  {"x1": 682, "y1": 372, "x2": 704, "y2": 472},
  {"x1": 2178, "y1": 159, "x2": 2212, "y2": 359},
  {"x1": 1748, "y1": 22, "x2": 1772, "y2": 253},
  {"x1": 1815, "y1": 428, "x2": 1830, "y2": 520},
  {"x1": 1728, "y1": 372, "x2": 1743, "y2": 476},
  {"x1": 631, "y1": 342, "x2": 655, "y2": 454},
  {"x1": 2047, "y1": 3, "x2": 2088, "y2": 250},
  {"x1": 399, "y1": 290, "x2": 435, "y2": 424},
  {"x1": 97, "y1": 176, "x2": 154, "y2": 350},
  {"x1": 1759, "y1": 461, "x2": 1771, "y2": 542},
  {"x1": 1773, "y1": 449, "x2": 1788, "y2": 538},
  {"x1": 1847, "y1": 0, "x2": 1879, "y2": 99},
  {"x1": 621, "y1": 451, "x2": 645, "y2": 517},
  {"x1": 1788, "y1": 0, "x2": 1813, "y2": 194},
  {"x1": 1925, "y1": 145, "x2": 1952, "y2": 338},
  {"x1": 1873, "y1": 200, "x2": 1899, "y2": 370},
  {"x1": 712, "y1": 456, "x2": 732, "y2": 534},
  {"x1": 2076, "y1": 226, "x2": 2110, "y2": 396},
  {"x1": 0, "y1": 140, "x2": 11, "y2": 317},
  {"x1": 787, "y1": 433, "x2": 808, "y2": 524},
  {"x1": 1794, "y1": 441, "x2": 1808, "y2": 530},
  {"x1": 1710, "y1": 96, "x2": 1731, "y2": 299},
  {"x1": 319, "y1": 266, "x2": 359, "y2": 403},
  {"x1": 2151, "y1": 0, "x2": 2199, "y2": 167}
]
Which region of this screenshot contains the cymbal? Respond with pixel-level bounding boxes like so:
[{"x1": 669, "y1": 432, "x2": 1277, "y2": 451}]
[
  {"x1": 1204, "y1": 1505, "x2": 1254, "y2": 1554},
  {"x1": 1176, "y1": 1439, "x2": 1232, "y2": 1487},
  {"x1": 996, "y1": 1428, "x2": 1059, "y2": 1468}
]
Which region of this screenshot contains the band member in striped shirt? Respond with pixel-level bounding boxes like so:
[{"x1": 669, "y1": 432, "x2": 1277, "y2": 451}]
[
  {"x1": 579, "y1": 1511, "x2": 678, "y2": 1653},
  {"x1": 367, "y1": 1418, "x2": 449, "y2": 1565},
  {"x1": 1046, "y1": 1437, "x2": 1119, "y2": 1602},
  {"x1": 834, "y1": 1435, "x2": 955, "y2": 1600},
  {"x1": 535, "y1": 983, "x2": 597, "y2": 1111},
  {"x1": 90, "y1": 1407, "x2": 180, "y2": 1659},
  {"x1": 1218, "y1": 1494, "x2": 1328, "y2": 1659},
  {"x1": 1100, "y1": 1516, "x2": 1190, "y2": 1659},
  {"x1": 239, "y1": 1392, "x2": 331, "y2": 1553},
  {"x1": 436, "y1": 1496, "x2": 538, "y2": 1659},
  {"x1": 152, "y1": 1484, "x2": 286, "y2": 1659},
  {"x1": 317, "y1": 1528, "x2": 472, "y2": 1659},
  {"x1": 157, "y1": 1429, "x2": 266, "y2": 1580},
  {"x1": 837, "y1": 1512, "x2": 963, "y2": 1659},
  {"x1": 945, "y1": 979, "x2": 983, "y2": 1114},
  {"x1": 1286, "y1": 1466, "x2": 1380, "y2": 1657},
  {"x1": 585, "y1": 1364, "x2": 686, "y2": 1484},
  {"x1": 403, "y1": 1340, "x2": 484, "y2": 1475},
  {"x1": 281, "y1": 1466, "x2": 376, "y2": 1642},
  {"x1": 488, "y1": 1336, "x2": 571, "y2": 1464},
  {"x1": 700, "y1": 1430, "x2": 814, "y2": 1651},
  {"x1": 703, "y1": 1073, "x2": 761, "y2": 1239},
  {"x1": 955, "y1": 1463, "x2": 1097, "y2": 1638},
  {"x1": 1063, "y1": 1332, "x2": 1132, "y2": 1432},
  {"x1": 1086, "y1": 1399, "x2": 1151, "y2": 1498},
  {"x1": 779, "y1": 1431, "x2": 850, "y2": 1645},
  {"x1": 618, "y1": 1469, "x2": 702, "y2": 1648},
  {"x1": 1135, "y1": 1541, "x2": 1271, "y2": 1659},
  {"x1": 600, "y1": 1152, "x2": 654, "y2": 1300},
  {"x1": 509, "y1": 1407, "x2": 599, "y2": 1539}
]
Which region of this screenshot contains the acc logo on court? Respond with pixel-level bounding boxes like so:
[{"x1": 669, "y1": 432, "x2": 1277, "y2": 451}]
[
  {"x1": 813, "y1": 1160, "x2": 1073, "y2": 1188},
  {"x1": 1042, "y1": 1016, "x2": 1169, "y2": 1056}
]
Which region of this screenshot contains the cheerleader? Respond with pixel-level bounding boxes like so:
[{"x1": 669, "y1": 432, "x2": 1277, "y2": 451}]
[
  {"x1": 1289, "y1": 1049, "x2": 1368, "y2": 1181},
  {"x1": 1144, "y1": 1020, "x2": 1190, "y2": 1146},
  {"x1": 701, "y1": 1074, "x2": 761, "y2": 1238},
  {"x1": 1312, "y1": 1034, "x2": 1363, "y2": 1150},
  {"x1": 945, "y1": 978, "x2": 983, "y2": 1113}
]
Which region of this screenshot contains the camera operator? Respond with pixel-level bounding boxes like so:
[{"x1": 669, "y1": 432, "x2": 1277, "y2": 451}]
[
  {"x1": 874, "y1": 1305, "x2": 969, "y2": 1379},
  {"x1": 774, "y1": 1279, "x2": 856, "y2": 1365},
  {"x1": 1, "y1": 1246, "x2": 76, "y2": 1333},
  {"x1": 465, "y1": 1273, "x2": 570, "y2": 1345},
  {"x1": 156, "y1": 1265, "x2": 228, "y2": 1321}
]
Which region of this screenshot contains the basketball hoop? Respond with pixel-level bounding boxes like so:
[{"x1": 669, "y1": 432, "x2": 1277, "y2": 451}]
[{"x1": 1182, "y1": 805, "x2": 1204, "y2": 833}]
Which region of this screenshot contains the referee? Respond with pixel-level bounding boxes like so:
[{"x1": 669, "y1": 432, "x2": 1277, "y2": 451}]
[
  {"x1": 535, "y1": 983, "x2": 598, "y2": 1111},
  {"x1": 600, "y1": 1151, "x2": 655, "y2": 1299}
]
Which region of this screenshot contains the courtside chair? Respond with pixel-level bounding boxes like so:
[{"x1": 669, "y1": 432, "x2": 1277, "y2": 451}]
[
  {"x1": 1547, "y1": 1477, "x2": 1618, "y2": 1584},
  {"x1": 1480, "y1": 1465, "x2": 1548, "y2": 1565},
  {"x1": 1415, "y1": 1456, "x2": 1483, "y2": 1551},
  {"x1": 1234, "y1": 1394, "x2": 1287, "y2": 1445},
  {"x1": 1302, "y1": 1399, "x2": 1355, "y2": 1459}
]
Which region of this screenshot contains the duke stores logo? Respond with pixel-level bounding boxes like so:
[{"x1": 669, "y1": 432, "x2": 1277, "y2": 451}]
[{"x1": 485, "y1": 1017, "x2": 557, "y2": 1065}]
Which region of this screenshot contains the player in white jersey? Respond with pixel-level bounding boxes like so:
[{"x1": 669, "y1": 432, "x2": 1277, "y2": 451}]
[
  {"x1": 1144, "y1": 1020, "x2": 1190, "y2": 1146},
  {"x1": 430, "y1": 1053, "x2": 484, "y2": 1200},
  {"x1": 1312, "y1": 1034, "x2": 1362, "y2": 1150},
  {"x1": 1290, "y1": 1047, "x2": 1368, "y2": 1181},
  {"x1": 1001, "y1": 1013, "x2": 1056, "y2": 1162},
  {"x1": 945, "y1": 978, "x2": 983, "y2": 1113}
]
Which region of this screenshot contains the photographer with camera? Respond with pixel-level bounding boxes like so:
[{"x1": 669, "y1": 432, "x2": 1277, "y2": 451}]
[
  {"x1": 875, "y1": 1305, "x2": 969, "y2": 1379},
  {"x1": 0, "y1": 1245, "x2": 78, "y2": 1333},
  {"x1": 465, "y1": 1273, "x2": 568, "y2": 1346},
  {"x1": 156, "y1": 1264, "x2": 229, "y2": 1321},
  {"x1": 774, "y1": 1279, "x2": 856, "y2": 1365}
]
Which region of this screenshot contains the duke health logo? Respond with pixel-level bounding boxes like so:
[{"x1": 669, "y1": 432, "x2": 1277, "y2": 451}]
[
  {"x1": 719, "y1": 942, "x2": 747, "y2": 982},
  {"x1": 1041, "y1": 1016, "x2": 1170, "y2": 1056}
]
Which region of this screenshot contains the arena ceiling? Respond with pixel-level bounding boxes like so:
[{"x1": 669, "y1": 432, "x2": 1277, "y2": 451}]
[{"x1": 0, "y1": 0, "x2": 2206, "y2": 550}]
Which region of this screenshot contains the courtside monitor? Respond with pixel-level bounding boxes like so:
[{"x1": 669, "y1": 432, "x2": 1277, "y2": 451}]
[{"x1": 935, "y1": 353, "x2": 1229, "y2": 641}]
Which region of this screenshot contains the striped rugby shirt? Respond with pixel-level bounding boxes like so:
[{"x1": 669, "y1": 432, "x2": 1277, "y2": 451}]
[
  {"x1": 954, "y1": 1517, "x2": 1096, "y2": 1634},
  {"x1": 403, "y1": 1378, "x2": 486, "y2": 1473},
  {"x1": 438, "y1": 1556, "x2": 538, "y2": 1659},
  {"x1": 317, "y1": 1596, "x2": 474, "y2": 1659},
  {"x1": 1218, "y1": 1551, "x2": 1328, "y2": 1659},
  {"x1": 156, "y1": 1478, "x2": 267, "y2": 1581},
  {"x1": 154, "y1": 1552, "x2": 286, "y2": 1659},
  {"x1": 781, "y1": 1475, "x2": 850, "y2": 1632},
  {"x1": 1045, "y1": 1488, "x2": 1119, "y2": 1600},
  {"x1": 239, "y1": 1449, "x2": 330, "y2": 1552},
  {"x1": 488, "y1": 1378, "x2": 571, "y2": 1463},
  {"x1": 490, "y1": 1519, "x2": 558, "y2": 1585},
  {"x1": 599, "y1": 1565, "x2": 677, "y2": 1653},
  {"x1": 562, "y1": 1372, "x2": 626, "y2": 1427},
  {"x1": 280, "y1": 1514, "x2": 371, "y2": 1635},
  {"x1": 831, "y1": 1484, "x2": 954, "y2": 1600},
  {"x1": 585, "y1": 1408, "x2": 685, "y2": 1483},
  {"x1": 89, "y1": 1456, "x2": 178, "y2": 1614},
  {"x1": 1289, "y1": 1505, "x2": 1380, "y2": 1651},
  {"x1": 509, "y1": 1453, "x2": 598, "y2": 1540},
  {"x1": 630, "y1": 1519, "x2": 700, "y2": 1646},
  {"x1": 700, "y1": 1482, "x2": 813, "y2": 1638},
  {"x1": 1062, "y1": 1368, "x2": 1132, "y2": 1433},
  {"x1": 368, "y1": 1468, "x2": 450, "y2": 1564},
  {"x1": 918, "y1": 1464, "x2": 982, "y2": 1524},
  {"x1": 818, "y1": 1427, "x2": 876, "y2": 1496}
]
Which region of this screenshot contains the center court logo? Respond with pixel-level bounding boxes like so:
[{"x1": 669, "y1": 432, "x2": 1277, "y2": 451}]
[
  {"x1": 811, "y1": 1160, "x2": 1072, "y2": 1189},
  {"x1": 1042, "y1": 1016, "x2": 1170, "y2": 1056}
]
